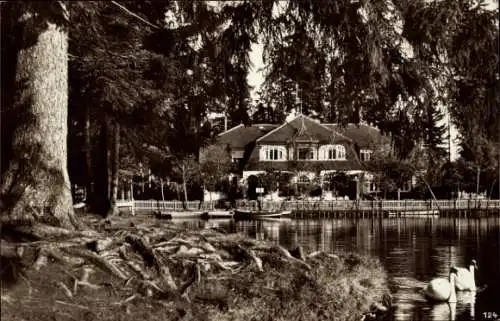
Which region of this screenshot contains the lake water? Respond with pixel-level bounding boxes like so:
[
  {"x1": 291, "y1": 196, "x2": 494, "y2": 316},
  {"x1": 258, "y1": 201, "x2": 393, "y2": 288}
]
[{"x1": 175, "y1": 217, "x2": 500, "y2": 321}]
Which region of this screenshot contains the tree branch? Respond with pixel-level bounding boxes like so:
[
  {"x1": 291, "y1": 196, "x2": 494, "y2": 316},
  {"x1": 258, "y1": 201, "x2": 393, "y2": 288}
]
[{"x1": 110, "y1": 1, "x2": 160, "y2": 29}]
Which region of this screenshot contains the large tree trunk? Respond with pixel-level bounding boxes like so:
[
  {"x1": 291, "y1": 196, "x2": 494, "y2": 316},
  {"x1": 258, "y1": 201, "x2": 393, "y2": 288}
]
[
  {"x1": 0, "y1": 3, "x2": 77, "y2": 229},
  {"x1": 92, "y1": 119, "x2": 109, "y2": 215},
  {"x1": 107, "y1": 122, "x2": 120, "y2": 216},
  {"x1": 84, "y1": 104, "x2": 93, "y2": 205}
]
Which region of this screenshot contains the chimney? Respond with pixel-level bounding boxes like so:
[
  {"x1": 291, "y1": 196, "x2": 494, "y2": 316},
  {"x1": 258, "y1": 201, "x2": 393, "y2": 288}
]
[{"x1": 224, "y1": 115, "x2": 228, "y2": 132}]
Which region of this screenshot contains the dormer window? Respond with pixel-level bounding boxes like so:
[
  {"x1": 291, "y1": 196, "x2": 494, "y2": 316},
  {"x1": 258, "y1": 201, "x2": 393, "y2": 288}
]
[
  {"x1": 319, "y1": 144, "x2": 346, "y2": 160},
  {"x1": 360, "y1": 149, "x2": 372, "y2": 162},
  {"x1": 260, "y1": 145, "x2": 286, "y2": 161}
]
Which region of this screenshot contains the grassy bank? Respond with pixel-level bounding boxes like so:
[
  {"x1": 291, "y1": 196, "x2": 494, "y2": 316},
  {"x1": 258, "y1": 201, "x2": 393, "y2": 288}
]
[{"x1": 1, "y1": 215, "x2": 391, "y2": 321}]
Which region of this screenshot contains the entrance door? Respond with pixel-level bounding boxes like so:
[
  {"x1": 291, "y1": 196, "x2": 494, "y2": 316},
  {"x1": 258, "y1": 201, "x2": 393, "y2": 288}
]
[{"x1": 247, "y1": 175, "x2": 258, "y2": 200}]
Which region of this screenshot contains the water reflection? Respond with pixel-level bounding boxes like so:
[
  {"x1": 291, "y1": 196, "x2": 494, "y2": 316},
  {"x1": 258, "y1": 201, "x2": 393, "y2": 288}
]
[{"x1": 170, "y1": 217, "x2": 500, "y2": 320}]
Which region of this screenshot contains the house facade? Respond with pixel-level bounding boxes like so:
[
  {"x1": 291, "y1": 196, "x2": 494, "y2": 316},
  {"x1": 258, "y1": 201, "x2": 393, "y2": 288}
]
[{"x1": 216, "y1": 114, "x2": 387, "y2": 200}]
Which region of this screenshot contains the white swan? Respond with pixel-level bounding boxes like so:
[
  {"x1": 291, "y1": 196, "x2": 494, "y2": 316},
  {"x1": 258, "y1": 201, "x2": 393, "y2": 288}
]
[
  {"x1": 430, "y1": 302, "x2": 456, "y2": 321},
  {"x1": 454, "y1": 259, "x2": 477, "y2": 291},
  {"x1": 424, "y1": 268, "x2": 458, "y2": 303}
]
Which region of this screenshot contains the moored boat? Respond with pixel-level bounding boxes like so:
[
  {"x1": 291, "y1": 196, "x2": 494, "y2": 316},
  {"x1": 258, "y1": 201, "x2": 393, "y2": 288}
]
[
  {"x1": 155, "y1": 211, "x2": 207, "y2": 219},
  {"x1": 233, "y1": 209, "x2": 292, "y2": 220},
  {"x1": 201, "y1": 210, "x2": 234, "y2": 219}
]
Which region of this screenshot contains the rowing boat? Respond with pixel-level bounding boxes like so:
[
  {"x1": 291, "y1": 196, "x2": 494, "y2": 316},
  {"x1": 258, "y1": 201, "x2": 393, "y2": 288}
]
[{"x1": 233, "y1": 209, "x2": 292, "y2": 220}]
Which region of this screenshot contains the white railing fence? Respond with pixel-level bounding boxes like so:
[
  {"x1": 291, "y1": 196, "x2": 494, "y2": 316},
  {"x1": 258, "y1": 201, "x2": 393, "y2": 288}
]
[
  {"x1": 234, "y1": 199, "x2": 500, "y2": 211},
  {"x1": 117, "y1": 200, "x2": 217, "y2": 214},
  {"x1": 117, "y1": 199, "x2": 500, "y2": 214}
]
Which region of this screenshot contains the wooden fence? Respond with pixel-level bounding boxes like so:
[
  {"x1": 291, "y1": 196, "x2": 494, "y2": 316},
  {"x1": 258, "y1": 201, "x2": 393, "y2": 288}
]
[{"x1": 117, "y1": 199, "x2": 500, "y2": 215}]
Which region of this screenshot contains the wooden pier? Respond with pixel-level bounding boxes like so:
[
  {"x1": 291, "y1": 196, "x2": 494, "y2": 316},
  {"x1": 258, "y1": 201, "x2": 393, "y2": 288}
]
[{"x1": 118, "y1": 199, "x2": 500, "y2": 218}]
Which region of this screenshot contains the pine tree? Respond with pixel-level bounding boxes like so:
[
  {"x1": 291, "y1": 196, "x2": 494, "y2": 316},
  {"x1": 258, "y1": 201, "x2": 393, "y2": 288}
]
[
  {"x1": 1, "y1": 2, "x2": 78, "y2": 229},
  {"x1": 421, "y1": 103, "x2": 447, "y2": 165}
]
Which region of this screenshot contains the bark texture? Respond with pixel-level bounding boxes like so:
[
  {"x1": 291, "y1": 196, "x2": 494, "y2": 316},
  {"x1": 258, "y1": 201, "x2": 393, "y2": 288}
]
[
  {"x1": 1, "y1": 6, "x2": 77, "y2": 229},
  {"x1": 107, "y1": 122, "x2": 120, "y2": 217},
  {"x1": 92, "y1": 119, "x2": 109, "y2": 215},
  {"x1": 84, "y1": 104, "x2": 93, "y2": 204}
]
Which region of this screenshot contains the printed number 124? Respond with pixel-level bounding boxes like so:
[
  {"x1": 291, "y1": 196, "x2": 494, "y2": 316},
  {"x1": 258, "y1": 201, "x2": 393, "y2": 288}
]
[{"x1": 482, "y1": 312, "x2": 499, "y2": 320}]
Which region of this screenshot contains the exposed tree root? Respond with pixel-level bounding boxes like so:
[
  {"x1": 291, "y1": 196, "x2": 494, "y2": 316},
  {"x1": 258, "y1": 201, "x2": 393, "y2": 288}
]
[
  {"x1": 2, "y1": 216, "x2": 391, "y2": 321},
  {"x1": 55, "y1": 300, "x2": 90, "y2": 310},
  {"x1": 60, "y1": 247, "x2": 127, "y2": 280},
  {"x1": 289, "y1": 246, "x2": 306, "y2": 261},
  {"x1": 1, "y1": 294, "x2": 14, "y2": 305},
  {"x1": 237, "y1": 245, "x2": 263, "y2": 272},
  {"x1": 57, "y1": 281, "x2": 73, "y2": 298},
  {"x1": 33, "y1": 249, "x2": 48, "y2": 270},
  {"x1": 113, "y1": 294, "x2": 137, "y2": 306},
  {"x1": 125, "y1": 234, "x2": 177, "y2": 292},
  {"x1": 6, "y1": 223, "x2": 98, "y2": 240},
  {"x1": 7, "y1": 221, "x2": 313, "y2": 300},
  {"x1": 273, "y1": 245, "x2": 311, "y2": 270}
]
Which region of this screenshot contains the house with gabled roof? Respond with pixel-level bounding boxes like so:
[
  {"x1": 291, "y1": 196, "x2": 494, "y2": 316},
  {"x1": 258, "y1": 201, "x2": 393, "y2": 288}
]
[{"x1": 215, "y1": 114, "x2": 387, "y2": 200}]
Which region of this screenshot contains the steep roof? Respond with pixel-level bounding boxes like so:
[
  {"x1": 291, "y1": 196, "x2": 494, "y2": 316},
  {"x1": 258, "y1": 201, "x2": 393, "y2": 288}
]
[
  {"x1": 216, "y1": 117, "x2": 384, "y2": 151},
  {"x1": 324, "y1": 123, "x2": 383, "y2": 149},
  {"x1": 245, "y1": 128, "x2": 364, "y2": 172},
  {"x1": 217, "y1": 124, "x2": 278, "y2": 149},
  {"x1": 257, "y1": 114, "x2": 352, "y2": 144}
]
